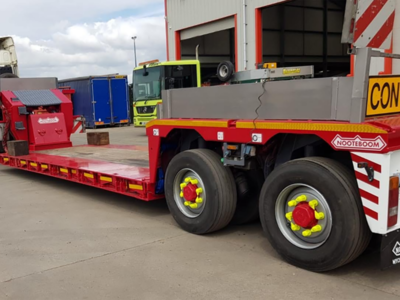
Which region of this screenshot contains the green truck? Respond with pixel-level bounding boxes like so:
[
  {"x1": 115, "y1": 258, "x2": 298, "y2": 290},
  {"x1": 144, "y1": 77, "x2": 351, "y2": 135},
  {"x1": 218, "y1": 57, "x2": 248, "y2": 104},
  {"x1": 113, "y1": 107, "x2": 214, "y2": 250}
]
[{"x1": 132, "y1": 59, "x2": 201, "y2": 127}]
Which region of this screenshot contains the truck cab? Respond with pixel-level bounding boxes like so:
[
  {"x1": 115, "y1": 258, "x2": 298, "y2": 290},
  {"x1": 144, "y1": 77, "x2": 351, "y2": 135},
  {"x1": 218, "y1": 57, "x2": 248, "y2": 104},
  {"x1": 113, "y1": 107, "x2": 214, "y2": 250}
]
[
  {"x1": 132, "y1": 60, "x2": 201, "y2": 127},
  {"x1": 0, "y1": 37, "x2": 19, "y2": 78}
]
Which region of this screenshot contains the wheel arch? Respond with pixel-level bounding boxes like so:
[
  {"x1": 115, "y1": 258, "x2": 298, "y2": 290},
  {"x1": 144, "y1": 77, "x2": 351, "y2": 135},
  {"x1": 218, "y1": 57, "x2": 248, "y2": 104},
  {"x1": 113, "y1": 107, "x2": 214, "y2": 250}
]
[
  {"x1": 159, "y1": 128, "x2": 223, "y2": 173},
  {"x1": 262, "y1": 133, "x2": 354, "y2": 178}
]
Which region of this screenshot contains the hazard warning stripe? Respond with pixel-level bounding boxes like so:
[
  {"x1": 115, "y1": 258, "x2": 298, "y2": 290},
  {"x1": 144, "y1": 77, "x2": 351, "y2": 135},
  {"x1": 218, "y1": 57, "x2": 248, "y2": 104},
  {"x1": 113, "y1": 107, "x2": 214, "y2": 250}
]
[
  {"x1": 355, "y1": 171, "x2": 380, "y2": 189},
  {"x1": 353, "y1": 0, "x2": 395, "y2": 49},
  {"x1": 351, "y1": 152, "x2": 382, "y2": 224},
  {"x1": 359, "y1": 188, "x2": 379, "y2": 205},
  {"x1": 364, "y1": 206, "x2": 379, "y2": 220},
  {"x1": 367, "y1": 11, "x2": 395, "y2": 48},
  {"x1": 351, "y1": 153, "x2": 382, "y2": 172},
  {"x1": 354, "y1": 0, "x2": 388, "y2": 42},
  {"x1": 72, "y1": 120, "x2": 83, "y2": 134}
]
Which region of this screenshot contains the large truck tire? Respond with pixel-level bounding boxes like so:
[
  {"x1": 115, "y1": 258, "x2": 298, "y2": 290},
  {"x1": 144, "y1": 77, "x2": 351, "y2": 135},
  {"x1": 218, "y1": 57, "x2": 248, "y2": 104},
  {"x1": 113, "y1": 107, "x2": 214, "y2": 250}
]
[
  {"x1": 216, "y1": 61, "x2": 235, "y2": 82},
  {"x1": 0, "y1": 73, "x2": 18, "y2": 78},
  {"x1": 231, "y1": 169, "x2": 264, "y2": 225},
  {"x1": 165, "y1": 149, "x2": 237, "y2": 234},
  {"x1": 259, "y1": 157, "x2": 371, "y2": 272}
]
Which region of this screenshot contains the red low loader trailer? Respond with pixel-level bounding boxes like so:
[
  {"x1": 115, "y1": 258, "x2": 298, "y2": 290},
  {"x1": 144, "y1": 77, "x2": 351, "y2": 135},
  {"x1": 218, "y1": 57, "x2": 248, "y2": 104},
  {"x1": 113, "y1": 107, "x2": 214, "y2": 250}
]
[
  {"x1": 1, "y1": 48, "x2": 400, "y2": 272},
  {"x1": 2, "y1": 2, "x2": 400, "y2": 272}
]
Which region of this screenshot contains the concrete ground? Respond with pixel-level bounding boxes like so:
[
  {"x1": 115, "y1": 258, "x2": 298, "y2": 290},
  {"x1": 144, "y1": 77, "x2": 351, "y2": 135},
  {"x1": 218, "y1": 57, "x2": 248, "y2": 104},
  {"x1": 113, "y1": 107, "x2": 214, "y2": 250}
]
[{"x1": 1, "y1": 126, "x2": 400, "y2": 300}]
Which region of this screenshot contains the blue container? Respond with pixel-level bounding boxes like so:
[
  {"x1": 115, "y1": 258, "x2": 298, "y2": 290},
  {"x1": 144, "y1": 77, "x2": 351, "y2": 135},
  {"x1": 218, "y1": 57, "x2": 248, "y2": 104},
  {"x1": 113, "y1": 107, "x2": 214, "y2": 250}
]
[{"x1": 58, "y1": 75, "x2": 130, "y2": 128}]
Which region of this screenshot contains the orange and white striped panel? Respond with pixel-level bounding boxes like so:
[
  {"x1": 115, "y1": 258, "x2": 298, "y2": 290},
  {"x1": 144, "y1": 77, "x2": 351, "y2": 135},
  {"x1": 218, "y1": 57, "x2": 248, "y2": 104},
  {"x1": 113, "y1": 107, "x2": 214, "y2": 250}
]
[
  {"x1": 353, "y1": 0, "x2": 396, "y2": 49},
  {"x1": 351, "y1": 151, "x2": 391, "y2": 234},
  {"x1": 72, "y1": 116, "x2": 85, "y2": 134}
]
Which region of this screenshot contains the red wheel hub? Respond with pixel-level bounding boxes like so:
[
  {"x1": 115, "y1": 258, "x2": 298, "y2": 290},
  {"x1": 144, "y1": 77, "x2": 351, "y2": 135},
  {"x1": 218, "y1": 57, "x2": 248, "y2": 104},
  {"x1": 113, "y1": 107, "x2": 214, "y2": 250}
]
[
  {"x1": 292, "y1": 202, "x2": 318, "y2": 228},
  {"x1": 183, "y1": 184, "x2": 198, "y2": 202}
]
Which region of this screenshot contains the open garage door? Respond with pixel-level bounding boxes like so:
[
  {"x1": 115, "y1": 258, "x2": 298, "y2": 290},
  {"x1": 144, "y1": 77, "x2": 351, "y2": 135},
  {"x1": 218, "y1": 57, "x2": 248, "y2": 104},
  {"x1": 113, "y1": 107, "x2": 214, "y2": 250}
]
[
  {"x1": 260, "y1": 0, "x2": 349, "y2": 77},
  {"x1": 180, "y1": 17, "x2": 236, "y2": 84}
]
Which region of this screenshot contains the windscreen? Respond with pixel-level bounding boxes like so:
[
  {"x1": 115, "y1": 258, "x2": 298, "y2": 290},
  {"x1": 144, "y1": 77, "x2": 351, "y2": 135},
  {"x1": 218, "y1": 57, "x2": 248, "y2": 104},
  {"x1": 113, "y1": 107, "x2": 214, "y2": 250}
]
[
  {"x1": 133, "y1": 66, "x2": 161, "y2": 102},
  {"x1": 164, "y1": 65, "x2": 197, "y2": 90}
]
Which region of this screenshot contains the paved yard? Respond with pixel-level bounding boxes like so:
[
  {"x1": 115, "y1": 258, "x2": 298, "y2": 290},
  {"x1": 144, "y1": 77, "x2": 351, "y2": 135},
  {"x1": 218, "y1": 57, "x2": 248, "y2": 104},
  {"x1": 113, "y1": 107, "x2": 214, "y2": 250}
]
[{"x1": 1, "y1": 126, "x2": 400, "y2": 299}]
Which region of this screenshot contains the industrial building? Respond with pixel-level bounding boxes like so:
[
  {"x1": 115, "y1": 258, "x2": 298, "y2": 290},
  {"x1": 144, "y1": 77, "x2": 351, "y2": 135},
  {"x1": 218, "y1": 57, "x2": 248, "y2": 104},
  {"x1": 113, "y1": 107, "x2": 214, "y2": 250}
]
[{"x1": 165, "y1": 0, "x2": 400, "y2": 79}]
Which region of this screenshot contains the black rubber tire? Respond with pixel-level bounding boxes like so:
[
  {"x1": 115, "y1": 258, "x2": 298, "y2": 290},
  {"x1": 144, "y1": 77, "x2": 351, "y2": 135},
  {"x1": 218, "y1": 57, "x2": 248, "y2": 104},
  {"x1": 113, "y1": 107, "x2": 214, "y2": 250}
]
[
  {"x1": 165, "y1": 149, "x2": 237, "y2": 234},
  {"x1": 231, "y1": 169, "x2": 264, "y2": 225},
  {"x1": 216, "y1": 61, "x2": 235, "y2": 82},
  {"x1": 0, "y1": 73, "x2": 18, "y2": 78},
  {"x1": 259, "y1": 157, "x2": 371, "y2": 272}
]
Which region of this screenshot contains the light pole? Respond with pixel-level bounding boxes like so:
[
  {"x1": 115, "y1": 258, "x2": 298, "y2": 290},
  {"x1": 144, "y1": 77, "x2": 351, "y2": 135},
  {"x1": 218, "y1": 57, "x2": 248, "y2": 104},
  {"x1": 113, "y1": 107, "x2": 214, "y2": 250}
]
[{"x1": 131, "y1": 36, "x2": 137, "y2": 68}]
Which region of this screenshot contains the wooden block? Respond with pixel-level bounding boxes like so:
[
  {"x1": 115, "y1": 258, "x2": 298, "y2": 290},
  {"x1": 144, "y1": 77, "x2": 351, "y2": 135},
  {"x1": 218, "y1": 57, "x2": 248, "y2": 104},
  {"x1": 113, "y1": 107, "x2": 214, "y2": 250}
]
[
  {"x1": 7, "y1": 140, "x2": 29, "y2": 156},
  {"x1": 87, "y1": 132, "x2": 110, "y2": 146}
]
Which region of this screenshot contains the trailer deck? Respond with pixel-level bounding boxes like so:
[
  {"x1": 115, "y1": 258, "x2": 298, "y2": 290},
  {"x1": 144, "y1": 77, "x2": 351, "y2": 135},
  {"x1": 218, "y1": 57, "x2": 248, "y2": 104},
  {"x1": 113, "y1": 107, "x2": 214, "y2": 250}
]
[
  {"x1": 0, "y1": 144, "x2": 160, "y2": 201},
  {"x1": 38, "y1": 145, "x2": 149, "y2": 167}
]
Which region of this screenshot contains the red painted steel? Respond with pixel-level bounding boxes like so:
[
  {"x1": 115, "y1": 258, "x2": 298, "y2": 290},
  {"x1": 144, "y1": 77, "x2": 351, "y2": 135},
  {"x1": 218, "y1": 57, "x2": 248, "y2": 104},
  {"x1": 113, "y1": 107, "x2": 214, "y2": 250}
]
[
  {"x1": 255, "y1": 8, "x2": 263, "y2": 65},
  {"x1": 175, "y1": 31, "x2": 181, "y2": 60},
  {"x1": 234, "y1": 15, "x2": 239, "y2": 72},
  {"x1": 292, "y1": 202, "x2": 318, "y2": 229},
  {"x1": 80, "y1": 144, "x2": 148, "y2": 151},
  {"x1": 0, "y1": 89, "x2": 74, "y2": 151},
  {"x1": 28, "y1": 113, "x2": 72, "y2": 151},
  {"x1": 0, "y1": 151, "x2": 162, "y2": 201},
  {"x1": 183, "y1": 183, "x2": 198, "y2": 202}
]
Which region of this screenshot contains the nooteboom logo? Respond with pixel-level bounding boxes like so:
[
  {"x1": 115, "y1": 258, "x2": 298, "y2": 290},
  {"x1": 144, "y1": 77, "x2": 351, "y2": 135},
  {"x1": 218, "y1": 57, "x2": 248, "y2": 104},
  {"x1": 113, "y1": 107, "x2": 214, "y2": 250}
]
[
  {"x1": 331, "y1": 135, "x2": 387, "y2": 151},
  {"x1": 38, "y1": 117, "x2": 59, "y2": 125}
]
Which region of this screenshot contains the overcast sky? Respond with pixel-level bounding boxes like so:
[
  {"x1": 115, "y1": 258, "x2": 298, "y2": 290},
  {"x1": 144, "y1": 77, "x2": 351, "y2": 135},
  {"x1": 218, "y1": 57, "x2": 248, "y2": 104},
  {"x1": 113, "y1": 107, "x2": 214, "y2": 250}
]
[{"x1": 0, "y1": 0, "x2": 166, "y2": 82}]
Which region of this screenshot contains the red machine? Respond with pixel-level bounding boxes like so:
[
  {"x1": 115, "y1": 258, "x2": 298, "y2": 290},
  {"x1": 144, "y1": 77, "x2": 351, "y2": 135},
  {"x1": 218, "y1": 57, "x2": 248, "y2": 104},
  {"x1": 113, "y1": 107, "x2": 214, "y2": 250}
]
[{"x1": 1, "y1": 87, "x2": 73, "y2": 151}]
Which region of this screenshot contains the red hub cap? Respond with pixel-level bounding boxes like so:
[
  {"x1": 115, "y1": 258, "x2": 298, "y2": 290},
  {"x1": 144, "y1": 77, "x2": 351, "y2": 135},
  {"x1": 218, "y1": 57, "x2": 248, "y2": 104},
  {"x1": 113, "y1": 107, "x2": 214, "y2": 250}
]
[
  {"x1": 292, "y1": 202, "x2": 318, "y2": 228},
  {"x1": 183, "y1": 184, "x2": 198, "y2": 202}
]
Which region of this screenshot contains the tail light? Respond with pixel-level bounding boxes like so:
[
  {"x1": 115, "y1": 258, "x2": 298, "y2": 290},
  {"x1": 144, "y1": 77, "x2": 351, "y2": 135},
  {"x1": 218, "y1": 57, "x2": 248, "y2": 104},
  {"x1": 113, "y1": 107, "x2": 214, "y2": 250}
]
[{"x1": 388, "y1": 176, "x2": 399, "y2": 227}]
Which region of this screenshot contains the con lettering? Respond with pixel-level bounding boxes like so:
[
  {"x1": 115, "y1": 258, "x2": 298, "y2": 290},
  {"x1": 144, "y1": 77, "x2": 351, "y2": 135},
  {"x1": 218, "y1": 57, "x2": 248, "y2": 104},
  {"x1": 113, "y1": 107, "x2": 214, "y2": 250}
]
[{"x1": 370, "y1": 82, "x2": 400, "y2": 110}]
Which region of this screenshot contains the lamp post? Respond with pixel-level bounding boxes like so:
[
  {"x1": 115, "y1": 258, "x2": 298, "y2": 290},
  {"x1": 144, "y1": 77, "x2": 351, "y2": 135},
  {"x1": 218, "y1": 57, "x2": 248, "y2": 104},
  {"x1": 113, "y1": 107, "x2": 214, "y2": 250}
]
[{"x1": 131, "y1": 36, "x2": 137, "y2": 68}]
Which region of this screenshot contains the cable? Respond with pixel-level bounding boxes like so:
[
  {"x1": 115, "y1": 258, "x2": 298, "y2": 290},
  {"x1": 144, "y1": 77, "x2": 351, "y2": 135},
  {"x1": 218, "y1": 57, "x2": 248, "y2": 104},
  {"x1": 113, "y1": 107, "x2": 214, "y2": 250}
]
[
  {"x1": 244, "y1": 78, "x2": 268, "y2": 146},
  {"x1": 253, "y1": 79, "x2": 267, "y2": 132}
]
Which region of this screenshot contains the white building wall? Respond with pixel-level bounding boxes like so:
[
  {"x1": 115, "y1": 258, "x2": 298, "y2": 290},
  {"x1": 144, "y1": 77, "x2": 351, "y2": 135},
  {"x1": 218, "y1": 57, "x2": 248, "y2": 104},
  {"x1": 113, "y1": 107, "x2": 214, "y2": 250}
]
[{"x1": 166, "y1": 0, "x2": 399, "y2": 73}]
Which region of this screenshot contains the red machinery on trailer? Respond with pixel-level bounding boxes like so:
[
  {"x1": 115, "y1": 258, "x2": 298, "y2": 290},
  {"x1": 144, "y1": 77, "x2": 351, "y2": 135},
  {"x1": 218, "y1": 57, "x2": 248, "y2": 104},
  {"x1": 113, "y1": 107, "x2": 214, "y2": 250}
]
[{"x1": 1, "y1": 0, "x2": 400, "y2": 272}]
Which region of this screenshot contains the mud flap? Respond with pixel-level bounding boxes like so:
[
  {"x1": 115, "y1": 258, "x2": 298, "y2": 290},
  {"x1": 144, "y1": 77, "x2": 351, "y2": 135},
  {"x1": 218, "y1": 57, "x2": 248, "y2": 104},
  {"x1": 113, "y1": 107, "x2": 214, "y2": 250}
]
[{"x1": 381, "y1": 229, "x2": 400, "y2": 269}]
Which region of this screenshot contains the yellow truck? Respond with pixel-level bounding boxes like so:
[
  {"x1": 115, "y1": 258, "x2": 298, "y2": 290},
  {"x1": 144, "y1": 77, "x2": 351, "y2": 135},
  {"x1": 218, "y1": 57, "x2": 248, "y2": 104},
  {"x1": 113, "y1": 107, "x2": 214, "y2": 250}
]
[{"x1": 132, "y1": 59, "x2": 201, "y2": 127}]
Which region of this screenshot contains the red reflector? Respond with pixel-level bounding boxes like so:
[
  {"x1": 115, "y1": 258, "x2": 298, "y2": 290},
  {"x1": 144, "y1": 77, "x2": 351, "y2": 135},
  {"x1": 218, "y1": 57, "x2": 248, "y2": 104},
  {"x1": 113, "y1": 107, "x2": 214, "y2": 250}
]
[{"x1": 388, "y1": 176, "x2": 399, "y2": 228}]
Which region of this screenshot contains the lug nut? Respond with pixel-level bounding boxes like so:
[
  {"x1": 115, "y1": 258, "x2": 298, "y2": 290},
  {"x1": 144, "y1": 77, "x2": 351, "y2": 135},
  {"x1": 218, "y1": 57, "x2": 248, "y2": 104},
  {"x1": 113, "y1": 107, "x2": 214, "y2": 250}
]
[
  {"x1": 311, "y1": 225, "x2": 322, "y2": 233},
  {"x1": 315, "y1": 211, "x2": 325, "y2": 220},
  {"x1": 291, "y1": 223, "x2": 300, "y2": 231},
  {"x1": 308, "y1": 200, "x2": 319, "y2": 209}
]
